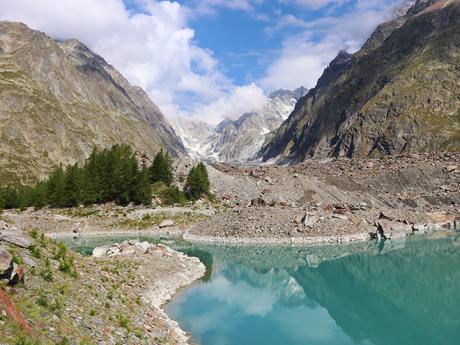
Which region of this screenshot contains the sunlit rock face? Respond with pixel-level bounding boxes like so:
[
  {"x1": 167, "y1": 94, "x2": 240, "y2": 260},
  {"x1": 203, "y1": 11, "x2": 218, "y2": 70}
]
[
  {"x1": 262, "y1": 0, "x2": 460, "y2": 163},
  {"x1": 0, "y1": 21, "x2": 186, "y2": 184}
]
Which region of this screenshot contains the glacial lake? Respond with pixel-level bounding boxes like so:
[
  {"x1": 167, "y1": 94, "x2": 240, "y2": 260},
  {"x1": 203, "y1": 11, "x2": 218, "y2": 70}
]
[
  {"x1": 167, "y1": 234, "x2": 460, "y2": 345},
  {"x1": 64, "y1": 232, "x2": 460, "y2": 345}
]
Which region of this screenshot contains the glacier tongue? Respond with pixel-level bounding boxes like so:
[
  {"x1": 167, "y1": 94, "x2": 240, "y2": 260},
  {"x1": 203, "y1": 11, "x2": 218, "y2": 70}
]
[{"x1": 170, "y1": 86, "x2": 307, "y2": 163}]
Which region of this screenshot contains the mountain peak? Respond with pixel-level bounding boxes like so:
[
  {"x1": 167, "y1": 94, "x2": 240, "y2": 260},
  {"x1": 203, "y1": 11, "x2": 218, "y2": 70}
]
[
  {"x1": 269, "y1": 86, "x2": 308, "y2": 101},
  {"x1": 0, "y1": 21, "x2": 185, "y2": 183}
]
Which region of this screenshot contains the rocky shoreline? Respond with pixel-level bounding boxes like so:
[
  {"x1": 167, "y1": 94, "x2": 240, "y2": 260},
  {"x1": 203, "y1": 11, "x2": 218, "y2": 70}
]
[{"x1": 93, "y1": 240, "x2": 206, "y2": 345}]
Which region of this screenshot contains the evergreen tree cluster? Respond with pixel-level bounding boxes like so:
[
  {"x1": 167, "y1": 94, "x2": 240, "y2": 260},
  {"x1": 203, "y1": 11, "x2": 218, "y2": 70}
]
[
  {"x1": 0, "y1": 146, "x2": 213, "y2": 211},
  {"x1": 0, "y1": 145, "x2": 152, "y2": 210}
]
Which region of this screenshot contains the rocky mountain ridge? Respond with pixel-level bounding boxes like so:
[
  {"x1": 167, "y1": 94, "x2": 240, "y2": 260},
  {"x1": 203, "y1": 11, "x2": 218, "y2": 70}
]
[
  {"x1": 171, "y1": 87, "x2": 307, "y2": 163},
  {"x1": 262, "y1": 0, "x2": 460, "y2": 163},
  {"x1": 0, "y1": 21, "x2": 185, "y2": 184}
]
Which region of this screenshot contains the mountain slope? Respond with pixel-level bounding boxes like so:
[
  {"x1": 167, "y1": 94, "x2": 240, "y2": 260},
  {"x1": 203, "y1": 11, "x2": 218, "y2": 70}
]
[
  {"x1": 262, "y1": 0, "x2": 460, "y2": 163},
  {"x1": 172, "y1": 87, "x2": 306, "y2": 163},
  {"x1": 0, "y1": 21, "x2": 186, "y2": 184}
]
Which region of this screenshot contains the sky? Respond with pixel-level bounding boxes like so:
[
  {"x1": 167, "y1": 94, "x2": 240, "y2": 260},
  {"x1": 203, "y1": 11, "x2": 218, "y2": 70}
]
[{"x1": 0, "y1": 0, "x2": 407, "y2": 124}]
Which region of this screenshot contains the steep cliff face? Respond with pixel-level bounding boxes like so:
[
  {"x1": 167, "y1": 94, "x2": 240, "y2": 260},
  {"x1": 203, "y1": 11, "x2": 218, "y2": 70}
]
[
  {"x1": 0, "y1": 22, "x2": 185, "y2": 184},
  {"x1": 262, "y1": 0, "x2": 460, "y2": 163}
]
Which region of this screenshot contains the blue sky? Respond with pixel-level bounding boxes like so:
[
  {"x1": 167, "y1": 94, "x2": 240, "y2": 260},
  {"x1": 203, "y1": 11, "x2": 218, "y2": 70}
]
[
  {"x1": 2, "y1": 0, "x2": 405, "y2": 123},
  {"x1": 177, "y1": 0, "x2": 357, "y2": 85}
]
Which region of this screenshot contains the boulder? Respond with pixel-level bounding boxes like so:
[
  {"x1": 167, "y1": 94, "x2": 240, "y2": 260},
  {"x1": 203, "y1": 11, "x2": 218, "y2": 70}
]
[
  {"x1": 332, "y1": 214, "x2": 348, "y2": 221},
  {"x1": 0, "y1": 231, "x2": 33, "y2": 248},
  {"x1": 0, "y1": 248, "x2": 13, "y2": 273},
  {"x1": 250, "y1": 198, "x2": 266, "y2": 207},
  {"x1": 301, "y1": 213, "x2": 319, "y2": 227},
  {"x1": 444, "y1": 165, "x2": 458, "y2": 173},
  {"x1": 8, "y1": 263, "x2": 25, "y2": 286},
  {"x1": 93, "y1": 240, "x2": 154, "y2": 257},
  {"x1": 159, "y1": 220, "x2": 175, "y2": 228}
]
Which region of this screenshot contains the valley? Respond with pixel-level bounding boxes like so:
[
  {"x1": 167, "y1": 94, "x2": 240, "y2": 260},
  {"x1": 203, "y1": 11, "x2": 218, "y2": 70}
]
[{"x1": 1, "y1": 0, "x2": 460, "y2": 344}]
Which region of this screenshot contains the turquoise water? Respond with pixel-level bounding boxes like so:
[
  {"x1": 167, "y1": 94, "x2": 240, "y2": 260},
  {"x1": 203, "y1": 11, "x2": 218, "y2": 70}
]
[{"x1": 166, "y1": 234, "x2": 460, "y2": 345}]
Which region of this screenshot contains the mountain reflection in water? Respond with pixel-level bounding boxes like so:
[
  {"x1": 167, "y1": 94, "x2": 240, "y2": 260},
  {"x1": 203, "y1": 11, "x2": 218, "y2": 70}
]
[{"x1": 167, "y1": 234, "x2": 460, "y2": 345}]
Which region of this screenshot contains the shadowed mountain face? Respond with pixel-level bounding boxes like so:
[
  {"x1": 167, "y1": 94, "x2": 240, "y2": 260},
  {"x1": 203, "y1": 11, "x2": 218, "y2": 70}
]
[
  {"x1": 262, "y1": 0, "x2": 460, "y2": 163},
  {"x1": 168, "y1": 235, "x2": 460, "y2": 345},
  {"x1": 0, "y1": 21, "x2": 186, "y2": 184}
]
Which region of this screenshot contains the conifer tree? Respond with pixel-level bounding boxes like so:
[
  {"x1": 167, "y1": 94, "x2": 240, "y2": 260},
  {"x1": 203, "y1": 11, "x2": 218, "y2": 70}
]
[
  {"x1": 83, "y1": 148, "x2": 103, "y2": 205},
  {"x1": 149, "y1": 149, "x2": 173, "y2": 186},
  {"x1": 46, "y1": 166, "x2": 66, "y2": 208},
  {"x1": 132, "y1": 165, "x2": 152, "y2": 206},
  {"x1": 63, "y1": 164, "x2": 83, "y2": 207},
  {"x1": 185, "y1": 162, "x2": 210, "y2": 200},
  {"x1": 2, "y1": 186, "x2": 19, "y2": 209},
  {"x1": 0, "y1": 189, "x2": 5, "y2": 210},
  {"x1": 31, "y1": 182, "x2": 47, "y2": 209}
]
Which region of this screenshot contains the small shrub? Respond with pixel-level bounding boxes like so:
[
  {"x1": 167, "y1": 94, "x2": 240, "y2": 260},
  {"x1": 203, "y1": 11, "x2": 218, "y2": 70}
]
[
  {"x1": 36, "y1": 291, "x2": 49, "y2": 307},
  {"x1": 53, "y1": 242, "x2": 68, "y2": 260},
  {"x1": 9, "y1": 247, "x2": 24, "y2": 265},
  {"x1": 40, "y1": 259, "x2": 54, "y2": 282},
  {"x1": 117, "y1": 314, "x2": 130, "y2": 330},
  {"x1": 57, "y1": 338, "x2": 70, "y2": 345},
  {"x1": 29, "y1": 228, "x2": 38, "y2": 239},
  {"x1": 159, "y1": 186, "x2": 187, "y2": 206},
  {"x1": 28, "y1": 245, "x2": 41, "y2": 259}
]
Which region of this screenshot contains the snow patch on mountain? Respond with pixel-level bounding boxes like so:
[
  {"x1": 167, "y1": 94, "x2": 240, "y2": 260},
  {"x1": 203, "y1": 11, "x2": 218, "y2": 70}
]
[{"x1": 170, "y1": 87, "x2": 307, "y2": 163}]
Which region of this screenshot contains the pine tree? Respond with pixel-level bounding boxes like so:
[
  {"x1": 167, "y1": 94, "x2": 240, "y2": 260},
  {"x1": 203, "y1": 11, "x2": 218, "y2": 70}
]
[
  {"x1": 31, "y1": 182, "x2": 47, "y2": 209},
  {"x1": 82, "y1": 148, "x2": 102, "y2": 205},
  {"x1": 132, "y1": 165, "x2": 152, "y2": 206},
  {"x1": 0, "y1": 188, "x2": 5, "y2": 210},
  {"x1": 46, "y1": 166, "x2": 66, "y2": 208},
  {"x1": 1, "y1": 186, "x2": 19, "y2": 209},
  {"x1": 63, "y1": 164, "x2": 83, "y2": 207},
  {"x1": 185, "y1": 162, "x2": 210, "y2": 200},
  {"x1": 149, "y1": 149, "x2": 173, "y2": 186}
]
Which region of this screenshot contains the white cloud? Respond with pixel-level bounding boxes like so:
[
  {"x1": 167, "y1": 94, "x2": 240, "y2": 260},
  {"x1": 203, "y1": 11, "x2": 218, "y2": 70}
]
[
  {"x1": 0, "y1": 0, "x2": 407, "y2": 124},
  {"x1": 262, "y1": 0, "x2": 403, "y2": 90},
  {"x1": 189, "y1": 83, "x2": 267, "y2": 125},
  {"x1": 0, "y1": 0, "x2": 265, "y2": 123}
]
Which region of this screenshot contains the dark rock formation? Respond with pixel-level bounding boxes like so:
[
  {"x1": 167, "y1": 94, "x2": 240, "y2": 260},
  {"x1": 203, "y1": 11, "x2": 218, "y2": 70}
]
[{"x1": 262, "y1": 0, "x2": 460, "y2": 163}]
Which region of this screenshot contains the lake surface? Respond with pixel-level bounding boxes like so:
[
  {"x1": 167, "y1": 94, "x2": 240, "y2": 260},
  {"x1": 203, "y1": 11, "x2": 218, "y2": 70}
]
[{"x1": 166, "y1": 234, "x2": 460, "y2": 345}]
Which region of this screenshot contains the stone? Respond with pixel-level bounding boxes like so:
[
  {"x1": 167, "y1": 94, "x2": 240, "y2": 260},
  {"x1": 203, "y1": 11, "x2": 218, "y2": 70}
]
[
  {"x1": 301, "y1": 213, "x2": 319, "y2": 227},
  {"x1": 0, "y1": 231, "x2": 33, "y2": 248},
  {"x1": 378, "y1": 211, "x2": 393, "y2": 221},
  {"x1": 0, "y1": 248, "x2": 13, "y2": 273},
  {"x1": 250, "y1": 198, "x2": 266, "y2": 207},
  {"x1": 444, "y1": 165, "x2": 458, "y2": 173},
  {"x1": 92, "y1": 246, "x2": 110, "y2": 258},
  {"x1": 159, "y1": 220, "x2": 175, "y2": 228},
  {"x1": 8, "y1": 263, "x2": 25, "y2": 286},
  {"x1": 332, "y1": 214, "x2": 348, "y2": 221}
]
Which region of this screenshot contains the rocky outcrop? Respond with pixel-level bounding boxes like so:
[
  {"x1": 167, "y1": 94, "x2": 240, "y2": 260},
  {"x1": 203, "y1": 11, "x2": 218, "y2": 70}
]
[
  {"x1": 0, "y1": 21, "x2": 186, "y2": 184},
  {"x1": 262, "y1": 0, "x2": 460, "y2": 163}
]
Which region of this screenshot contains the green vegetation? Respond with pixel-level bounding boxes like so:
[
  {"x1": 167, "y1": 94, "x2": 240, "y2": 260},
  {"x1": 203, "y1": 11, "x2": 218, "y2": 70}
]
[
  {"x1": 185, "y1": 162, "x2": 211, "y2": 200},
  {"x1": 0, "y1": 145, "x2": 213, "y2": 211},
  {"x1": 149, "y1": 149, "x2": 173, "y2": 186},
  {"x1": 0, "y1": 145, "x2": 151, "y2": 209},
  {"x1": 116, "y1": 212, "x2": 209, "y2": 230}
]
